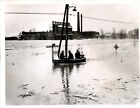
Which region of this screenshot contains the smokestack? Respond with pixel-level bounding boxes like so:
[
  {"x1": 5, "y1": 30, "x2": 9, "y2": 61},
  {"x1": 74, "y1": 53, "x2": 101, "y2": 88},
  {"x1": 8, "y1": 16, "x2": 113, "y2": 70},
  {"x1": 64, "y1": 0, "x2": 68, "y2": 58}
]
[
  {"x1": 81, "y1": 14, "x2": 83, "y2": 32},
  {"x1": 77, "y1": 12, "x2": 80, "y2": 32}
]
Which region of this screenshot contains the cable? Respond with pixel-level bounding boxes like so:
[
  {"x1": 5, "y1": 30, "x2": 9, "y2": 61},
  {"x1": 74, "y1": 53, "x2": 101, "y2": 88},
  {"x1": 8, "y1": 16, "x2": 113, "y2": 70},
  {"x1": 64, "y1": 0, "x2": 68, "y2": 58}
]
[
  {"x1": 70, "y1": 14, "x2": 137, "y2": 25},
  {"x1": 82, "y1": 16, "x2": 137, "y2": 25},
  {"x1": 5, "y1": 12, "x2": 137, "y2": 25},
  {"x1": 5, "y1": 12, "x2": 64, "y2": 15}
]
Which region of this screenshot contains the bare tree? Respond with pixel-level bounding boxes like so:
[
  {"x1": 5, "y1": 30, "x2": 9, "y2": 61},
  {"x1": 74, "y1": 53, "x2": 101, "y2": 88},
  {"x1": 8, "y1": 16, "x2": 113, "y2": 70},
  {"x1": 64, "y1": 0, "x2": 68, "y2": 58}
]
[
  {"x1": 119, "y1": 29, "x2": 127, "y2": 39},
  {"x1": 134, "y1": 28, "x2": 139, "y2": 39},
  {"x1": 112, "y1": 28, "x2": 116, "y2": 39},
  {"x1": 100, "y1": 29, "x2": 105, "y2": 39}
]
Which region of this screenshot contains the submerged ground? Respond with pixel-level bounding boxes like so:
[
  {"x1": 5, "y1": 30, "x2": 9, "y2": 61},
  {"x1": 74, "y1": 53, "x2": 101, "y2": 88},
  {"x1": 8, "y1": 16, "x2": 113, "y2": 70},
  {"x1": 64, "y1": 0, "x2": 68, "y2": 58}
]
[{"x1": 6, "y1": 39, "x2": 139, "y2": 105}]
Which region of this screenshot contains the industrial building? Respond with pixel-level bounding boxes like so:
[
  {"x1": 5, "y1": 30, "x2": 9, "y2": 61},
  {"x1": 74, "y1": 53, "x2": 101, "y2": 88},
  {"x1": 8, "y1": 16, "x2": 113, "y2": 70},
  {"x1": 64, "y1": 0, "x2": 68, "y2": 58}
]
[
  {"x1": 19, "y1": 31, "x2": 49, "y2": 40},
  {"x1": 7, "y1": 12, "x2": 100, "y2": 40},
  {"x1": 52, "y1": 21, "x2": 73, "y2": 40}
]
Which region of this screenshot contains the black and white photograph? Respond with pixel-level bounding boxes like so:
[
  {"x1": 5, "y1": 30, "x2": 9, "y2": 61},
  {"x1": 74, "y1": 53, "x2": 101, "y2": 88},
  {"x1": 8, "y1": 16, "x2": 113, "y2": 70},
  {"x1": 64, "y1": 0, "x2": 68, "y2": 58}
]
[{"x1": 1, "y1": 0, "x2": 140, "y2": 106}]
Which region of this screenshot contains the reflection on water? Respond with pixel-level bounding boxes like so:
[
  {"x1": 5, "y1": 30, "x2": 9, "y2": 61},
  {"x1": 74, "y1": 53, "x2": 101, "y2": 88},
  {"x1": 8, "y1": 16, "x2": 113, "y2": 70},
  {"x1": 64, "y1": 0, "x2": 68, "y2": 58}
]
[{"x1": 52, "y1": 63, "x2": 84, "y2": 104}]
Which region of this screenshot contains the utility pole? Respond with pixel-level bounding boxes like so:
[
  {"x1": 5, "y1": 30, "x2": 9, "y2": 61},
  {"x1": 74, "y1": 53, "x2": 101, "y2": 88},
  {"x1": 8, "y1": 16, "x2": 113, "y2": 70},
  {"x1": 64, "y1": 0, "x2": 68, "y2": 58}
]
[
  {"x1": 58, "y1": 4, "x2": 77, "y2": 59},
  {"x1": 81, "y1": 14, "x2": 83, "y2": 32},
  {"x1": 77, "y1": 12, "x2": 80, "y2": 32},
  {"x1": 65, "y1": 4, "x2": 69, "y2": 59}
]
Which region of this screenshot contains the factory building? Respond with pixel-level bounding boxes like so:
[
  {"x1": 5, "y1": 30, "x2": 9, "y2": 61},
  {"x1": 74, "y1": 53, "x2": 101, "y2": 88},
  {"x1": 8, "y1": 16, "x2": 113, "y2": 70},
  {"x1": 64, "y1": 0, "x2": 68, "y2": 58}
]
[
  {"x1": 9, "y1": 12, "x2": 99, "y2": 40},
  {"x1": 52, "y1": 21, "x2": 73, "y2": 40}
]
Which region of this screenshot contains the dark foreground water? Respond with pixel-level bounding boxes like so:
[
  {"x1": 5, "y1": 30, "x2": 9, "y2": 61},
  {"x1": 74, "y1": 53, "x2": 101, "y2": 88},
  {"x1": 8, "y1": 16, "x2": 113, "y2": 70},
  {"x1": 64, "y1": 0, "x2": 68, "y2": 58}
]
[{"x1": 6, "y1": 39, "x2": 139, "y2": 104}]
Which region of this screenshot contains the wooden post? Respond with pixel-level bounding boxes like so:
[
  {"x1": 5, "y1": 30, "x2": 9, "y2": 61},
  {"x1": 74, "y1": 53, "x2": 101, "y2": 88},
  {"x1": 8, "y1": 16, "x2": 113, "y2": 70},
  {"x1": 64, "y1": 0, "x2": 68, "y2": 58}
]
[
  {"x1": 65, "y1": 4, "x2": 69, "y2": 59},
  {"x1": 58, "y1": 4, "x2": 67, "y2": 58},
  {"x1": 52, "y1": 44, "x2": 55, "y2": 62},
  {"x1": 81, "y1": 14, "x2": 82, "y2": 32},
  {"x1": 77, "y1": 12, "x2": 80, "y2": 32}
]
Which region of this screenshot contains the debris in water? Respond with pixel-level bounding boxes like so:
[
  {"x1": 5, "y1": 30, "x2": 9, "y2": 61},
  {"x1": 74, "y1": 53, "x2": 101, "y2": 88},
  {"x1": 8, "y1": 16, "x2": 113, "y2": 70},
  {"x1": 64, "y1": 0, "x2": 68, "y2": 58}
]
[
  {"x1": 50, "y1": 91, "x2": 59, "y2": 94},
  {"x1": 87, "y1": 84, "x2": 91, "y2": 86},
  {"x1": 92, "y1": 79, "x2": 99, "y2": 81},
  {"x1": 18, "y1": 84, "x2": 29, "y2": 88},
  {"x1": 104, "y1": 87, "x2": 113, "y2": 91},
  {"x1": 61, "y1": 90, "x2": 65, "y2": 92},
  {"x1": 88, "y1": 97, "x2": 99, "y2": 102},
  {"x1": 73, "y1": 95, "x2": 99, "y2": 103},
  {"x1": 117, "y1": 87, "x2": 127, "y2": 91},
  {"x1": 88, "y1": 93, "x2": 98, "y2": 98},
  {"x1": 131, "y1": 79, "x2": 137, "y2": 82},
  {"x1": 132, "y1": 97, "x2": 139, "y2": 101},
  {"x1": 12, "y1": 62, "x2": 14, "y2": 66},
  {"x1": 19, "y1": 91, "x2": 35, "y2": 98},
  {"x1": 124, "y1": 81, "x2": 128, "y2": 83},
  {"x1": 88, "y1": 93, "x2": 93, "y2": 96},
  {"x1": 23, "y1": 87, "x2": 28, "y2": 90},
  {"x1": 77, "y1": 85, "x2": 85, "y2": 89},
  {"x1": 32, "y1": 53, "x2": 45, "y2": 56},
  {"x1": 73, "y1": 95, "x2": 88, "y2": 99},
  {"x1": 117, "y1": 78, "x2": 122, "y2": 81},
  {"x1": 5, "y1": 48, "x2": 12, "y2": 50},
  {"x1": 92, "y1": 94, "x2": 98, "y2": 97},
  {"x1": 41, "y1": 86, "x2": 45, "y2": 89}
]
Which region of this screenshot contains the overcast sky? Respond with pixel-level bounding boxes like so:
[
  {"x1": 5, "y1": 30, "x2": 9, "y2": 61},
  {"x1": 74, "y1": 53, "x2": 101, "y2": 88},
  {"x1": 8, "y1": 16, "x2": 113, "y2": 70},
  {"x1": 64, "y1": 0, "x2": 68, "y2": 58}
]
[{"x1": 5, "y1": 3, "x2": 139, "y2": 37}]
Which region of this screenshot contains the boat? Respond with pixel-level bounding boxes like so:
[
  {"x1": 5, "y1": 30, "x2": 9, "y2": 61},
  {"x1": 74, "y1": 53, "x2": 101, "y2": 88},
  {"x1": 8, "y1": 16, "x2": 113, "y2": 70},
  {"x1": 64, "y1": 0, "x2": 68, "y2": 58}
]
[
  {"x1": 52, "y1": 4, "x2": 86, "y2": 64},
  {"x1": 53, "y1": 58, "x2": 86, "y2": 65}
]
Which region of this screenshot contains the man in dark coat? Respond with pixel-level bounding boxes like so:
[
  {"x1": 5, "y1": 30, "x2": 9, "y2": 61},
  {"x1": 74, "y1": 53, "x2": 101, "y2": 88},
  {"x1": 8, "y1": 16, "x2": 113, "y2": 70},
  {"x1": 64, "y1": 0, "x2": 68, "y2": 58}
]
[
  {"x1": 60, "y1": 50, "x2": 65, "y2": 59},
  {"x1": 68, "y1": 50, "x2": 74, "y2": 60},
  {"x1": 75, "y1": 49, "x2": 81, "y2": 59}
]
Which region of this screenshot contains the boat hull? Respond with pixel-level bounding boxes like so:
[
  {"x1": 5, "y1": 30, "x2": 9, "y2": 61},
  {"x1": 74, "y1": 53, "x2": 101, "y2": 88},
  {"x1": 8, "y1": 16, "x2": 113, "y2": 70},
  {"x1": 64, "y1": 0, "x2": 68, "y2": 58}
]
[{"x1": 53, "y1": 58, "x2": 86, "y2": 65}]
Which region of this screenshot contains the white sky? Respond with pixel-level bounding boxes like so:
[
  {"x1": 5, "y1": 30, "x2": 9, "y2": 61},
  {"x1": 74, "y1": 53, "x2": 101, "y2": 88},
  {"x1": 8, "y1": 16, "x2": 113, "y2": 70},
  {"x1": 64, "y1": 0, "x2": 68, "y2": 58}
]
[{"x1": 5, "y1": 1, "x2": 139, "y2": 37}]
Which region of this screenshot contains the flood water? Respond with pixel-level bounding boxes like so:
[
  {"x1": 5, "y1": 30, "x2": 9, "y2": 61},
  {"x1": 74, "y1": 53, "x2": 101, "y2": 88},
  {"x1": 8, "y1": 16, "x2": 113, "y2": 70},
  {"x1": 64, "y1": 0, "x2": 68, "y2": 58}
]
[{"x1": 6, "y1": 39, "x2": 139, "y2": 105}]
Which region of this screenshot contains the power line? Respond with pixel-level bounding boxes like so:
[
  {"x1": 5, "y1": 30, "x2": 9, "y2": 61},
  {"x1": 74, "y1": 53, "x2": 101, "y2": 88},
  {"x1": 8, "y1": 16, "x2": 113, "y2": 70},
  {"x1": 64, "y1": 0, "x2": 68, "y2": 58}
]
[
  {"x1": 5, "y1": 12, "x2": 64, "y2": 15},
  {"x1": 5, "y1": 12, "x2": 137, "y2": 25},
  {"x1": 82, "y1": 16, "x2": 137, "y2": 25},
  {"x1": 69, "y1": 14, "x2": 137, "y2": 25}
]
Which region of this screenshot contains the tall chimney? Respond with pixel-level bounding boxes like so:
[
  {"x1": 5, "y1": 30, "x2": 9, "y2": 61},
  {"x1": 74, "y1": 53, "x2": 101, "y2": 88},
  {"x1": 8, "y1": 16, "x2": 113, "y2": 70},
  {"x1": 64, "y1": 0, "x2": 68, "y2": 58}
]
[
  {"x1": 77, "y1": 12, "x2": 80, "y2": 32},
  {"x1": 81, "y1": 14, "x2": 83, "y2": 32}
]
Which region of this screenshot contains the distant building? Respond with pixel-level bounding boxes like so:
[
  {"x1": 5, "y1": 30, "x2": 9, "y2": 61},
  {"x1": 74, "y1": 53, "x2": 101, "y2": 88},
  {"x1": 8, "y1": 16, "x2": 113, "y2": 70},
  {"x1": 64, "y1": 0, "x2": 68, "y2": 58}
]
[
  {"x1": 19, "y1": 31, "x2": 49, "y2": 40},
  {"x1": 73, "y1": 31, "x2": 99, "y2": 39},
  {"x1": 5, "y1": 36, "x2": 18, "y2": 40},
  {"x1": 7, "y1": 20, "x2": 100, "y2": 40},
  {"x1": 52, "y1": 21, "x2": 73, "y2": 40},
  {"x1": 17, "y1": 21, "x2": 73, "y2": 40},
  {"x1": 128, "y1": 28, "x2": 139, "y2": 39},
  {"x1": 102, "y1": 33, "x2": 112, "y2": 39}
]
